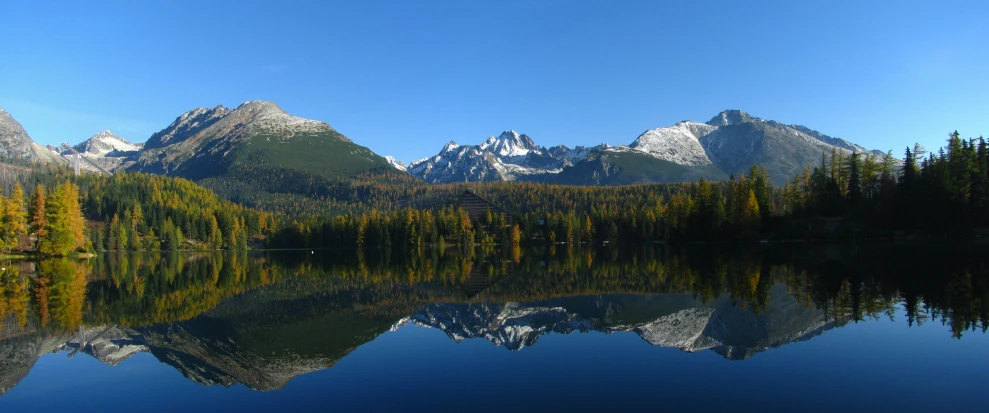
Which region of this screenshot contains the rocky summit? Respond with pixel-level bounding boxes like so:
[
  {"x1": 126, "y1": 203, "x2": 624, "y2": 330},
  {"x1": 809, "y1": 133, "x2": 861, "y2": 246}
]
[
  {"x1": 1, "y1": 103, "x2": 881, "y2": 187},
  {"x1": 397, "y1": 110, "x2": 880, "y2": 185}
]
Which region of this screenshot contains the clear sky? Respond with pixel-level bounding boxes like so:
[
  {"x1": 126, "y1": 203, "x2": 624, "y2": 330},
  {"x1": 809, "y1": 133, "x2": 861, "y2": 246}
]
[{"x1": 1, "y1": 0, "x2": 986, "y2": 163}]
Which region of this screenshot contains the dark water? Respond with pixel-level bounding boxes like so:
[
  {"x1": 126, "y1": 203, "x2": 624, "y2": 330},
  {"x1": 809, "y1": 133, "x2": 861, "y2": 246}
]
[{"x1": 0, "y1": 245, "x2": 987, "y2": 412}]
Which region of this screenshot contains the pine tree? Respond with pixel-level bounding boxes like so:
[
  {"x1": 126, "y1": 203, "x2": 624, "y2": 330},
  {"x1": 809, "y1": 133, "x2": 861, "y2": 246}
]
[
  {"x1": 236, "y1": 217, "x2": 248, "y2": 250},
  {"x1": 847, "y1": 152, "x2": 862, "y2": 203},
  {"x1": 127, "y1": 224, "x2": 142, "y2": 250},
  {"x1": 110, "y1": 215, "x2": 127, "y2": 250},
  {"x1": 40, "y1": 181, "x2": 87, "y2": 256},
  {"x1": 131, "y1": 203, "x2": 145, "y2": 231},
  {"x1": 208, "y1": 214, "x2": 223, "y2": 248},
  {"x1": 28, "y1": 185, "x2": 47, "y2": 250},
  {"x1": 173, "y1": 225, "x2": 184, "y2": 250},
  {"x1": 4, "y1": 184, "x2": 27, "y2": 251},
  {"x1": 743, "y1": 189, "x2": 761, "y2": 233}
]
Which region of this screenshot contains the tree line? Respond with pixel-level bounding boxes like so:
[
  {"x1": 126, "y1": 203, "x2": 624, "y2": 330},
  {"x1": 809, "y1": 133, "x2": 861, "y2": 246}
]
[
  {"x1": 0, "y1": 130, "x2": 985, "y2": 252},
  {"x1": 269, "y1": 131, "x2": 988, "y2": 247},
  {"x1": 2, "y1": 245, "x2": 985, "y2": 339},
  {"x1": 0, "y1": 162, "x2": 271, "y2": 254}
]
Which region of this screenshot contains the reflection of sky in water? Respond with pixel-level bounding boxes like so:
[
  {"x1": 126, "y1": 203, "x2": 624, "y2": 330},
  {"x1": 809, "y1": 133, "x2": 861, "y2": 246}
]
[{"x1": 2, "y1": 306, "x2": 988, "y2": 413}]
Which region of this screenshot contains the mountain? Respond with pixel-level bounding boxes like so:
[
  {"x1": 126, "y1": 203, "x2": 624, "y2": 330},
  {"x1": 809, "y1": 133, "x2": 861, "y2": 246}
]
[
  {"x1": 0, "y1": 107, "x2": 67, "y2": 163},
  {"x1": 623, "y1": 121, "x2": 718, "y2": 166},
  {"x1": 406, "y1": 131, "x2": 602, "y2": 183},
  {"x1": 384, "y1": 156, "x2": 407, "y2": 172},
  {"x1": 397, "y1": 285, "x2": 834, "y2": 359},
  {"x1": 73, "y1": 130, "x2": 143, "y2": 156},
  {"x1": 129, "y1": 101, "x2": 392, "y2": 181},
  {"x1": 698, "y1": 110, "x2": 876, "y2": 184},
  {"x1": 395, "y1": 110, "x2": 879, "y2": 186},
  {"x1": 48, "y1": 130, "x2": 143, "y2": 172}
]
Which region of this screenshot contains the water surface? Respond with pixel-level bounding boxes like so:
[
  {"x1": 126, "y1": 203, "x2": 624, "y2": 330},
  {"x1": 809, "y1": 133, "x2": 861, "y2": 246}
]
[{"x1": 0, "y1": 245, "x2": 986, "y2": 412}]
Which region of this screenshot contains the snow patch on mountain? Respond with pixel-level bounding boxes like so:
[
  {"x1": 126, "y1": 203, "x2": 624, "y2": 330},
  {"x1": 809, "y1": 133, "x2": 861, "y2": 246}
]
[
  {"x1": 385, "y1": 156, "x2": 407, "y2": 172},
  {"x1": 479, "y1": 130, "x2": 540, "y2": 158},
  {"x1": 608, "y1": 121, "x2": 718, "y2": 166},
  {"x1": 73, "y1": 130, "x2": 143, "y2": 157},
  {"x1": 401, "y1": 131, "x2": 608, "y2": 184},
  {"x1": 399, "y1": 303, "x2": 594, "y2": 350}
]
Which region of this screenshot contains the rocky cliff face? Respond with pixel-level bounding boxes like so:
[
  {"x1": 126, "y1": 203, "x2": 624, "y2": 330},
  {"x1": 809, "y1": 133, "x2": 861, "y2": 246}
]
[{"x1": 0, "y1": 107, "x2": 67, "y2": 164}]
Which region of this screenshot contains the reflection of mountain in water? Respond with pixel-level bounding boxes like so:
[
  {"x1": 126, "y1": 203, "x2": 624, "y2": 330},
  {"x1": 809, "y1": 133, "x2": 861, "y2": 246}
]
[
  {"x1": 1, "y1": 284, "x2": 831, "y2": 395},
  {"x1": 399, "y1": 285, "x2": 833, "y2": 360},
  {"x1": 396, "y1": 302, "x2": 596, "y2": 350},
  {"x1": 0, "y1": 328, "x2": 72, "y2": 396}
]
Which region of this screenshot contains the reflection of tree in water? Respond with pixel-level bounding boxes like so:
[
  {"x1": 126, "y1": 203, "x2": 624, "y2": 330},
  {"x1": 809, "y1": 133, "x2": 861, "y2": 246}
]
[
  {"x1": 0, "y1": 244, "x2": 985, "y2": 339},
  {"x1": 0, "y1": 245, "x2": 986, "y2": 394}
]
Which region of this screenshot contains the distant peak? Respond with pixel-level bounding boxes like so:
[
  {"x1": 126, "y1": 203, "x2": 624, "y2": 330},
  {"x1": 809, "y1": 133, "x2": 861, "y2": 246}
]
[
  {"x1": 180, "y1": 105, "x2": 229, "y2": 119},
  {"x1": 707, "y1": 109, "x2": 756, "y2": 126},
  {"x1": 442, "y1": 141, "x2": 460, "y2": 152},
  {"x1": 477, "y1": 130, "x2": 538, "y2": 156},
  {"x1": 236, "y1": 100, "x2": 282, "y2": 112},
  {"x1": 89, "y1": 130, "x2": 132, "y2": 143}
]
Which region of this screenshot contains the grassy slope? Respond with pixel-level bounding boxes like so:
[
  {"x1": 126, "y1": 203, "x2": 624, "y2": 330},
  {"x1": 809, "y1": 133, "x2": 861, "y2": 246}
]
[{"x1": 179, "y1": 131, "x2": 399, "y2": 212}]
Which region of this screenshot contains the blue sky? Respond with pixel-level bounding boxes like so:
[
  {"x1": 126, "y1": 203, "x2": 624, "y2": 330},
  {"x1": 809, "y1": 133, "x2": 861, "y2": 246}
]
[{"x1": 1, "y1": 0, "x2": 986, "y2": 163}]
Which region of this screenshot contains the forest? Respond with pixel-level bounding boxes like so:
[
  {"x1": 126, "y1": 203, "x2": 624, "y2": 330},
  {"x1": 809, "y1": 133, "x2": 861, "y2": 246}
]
[
  {"x1": 0, "y1": 131, "x2": 984, "y2": 253},
  {"x1": 0, "y1": 245, "x2": 985, "y2": 340},
  {"x1": 0, "y1": 161, "x2": 271, "y2": 255},
  {"x1": 269, "y1": 132, "x2": 989, "y2": 248}
]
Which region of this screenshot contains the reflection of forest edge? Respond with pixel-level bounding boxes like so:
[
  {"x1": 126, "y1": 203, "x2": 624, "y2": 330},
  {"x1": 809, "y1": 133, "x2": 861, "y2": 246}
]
[{"x1": 0, "y1": 244, "x2": 986, "y2": 393}]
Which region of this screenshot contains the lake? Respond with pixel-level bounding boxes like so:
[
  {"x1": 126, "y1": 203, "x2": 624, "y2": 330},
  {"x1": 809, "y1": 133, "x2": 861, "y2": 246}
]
[{"x1": 0, "y1": 245, "x2": 987, "y2": 412}]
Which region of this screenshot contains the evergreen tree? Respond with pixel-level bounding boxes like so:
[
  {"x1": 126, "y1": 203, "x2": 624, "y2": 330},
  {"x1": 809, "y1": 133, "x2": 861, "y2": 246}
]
[
  {"x1": 28, "y1": 185, "x2": 47, "y2": 250},
  {"x1": 40, "y1": 181, "x2": 87, "y2": 256},
  {"x1": 847, "y1": 152, "x2": 862, "y2": 203},
  {"x1": 110, "y1": 215, "x2": 127, "y2": 251}
]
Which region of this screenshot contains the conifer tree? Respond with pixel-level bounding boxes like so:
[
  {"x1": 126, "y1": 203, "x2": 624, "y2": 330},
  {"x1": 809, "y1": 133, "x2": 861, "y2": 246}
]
[
  {"x1": 28, "y1": 185, "x2": 47, "y2": 250},
  {"x1": 40, "y1": 181, "x2": 87, "y2": 256},
  {"x1": 847, "y1": 152, "x2": 862, "y2": 203}
]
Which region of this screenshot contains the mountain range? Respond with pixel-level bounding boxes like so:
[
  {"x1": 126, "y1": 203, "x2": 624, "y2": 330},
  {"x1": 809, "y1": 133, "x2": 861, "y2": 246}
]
[
  {"x1": 399, "y1": 284, "x2": 833, "y2": 358},
  {"x1": 401, "y1": 110, "x2": 878, "y2": 185},
  {"x1": 0, "y1": 102, "x2": 879, "y2": 188},
  {"x1": 0, "y1": 286, "x2": 835, "y2": 395}
]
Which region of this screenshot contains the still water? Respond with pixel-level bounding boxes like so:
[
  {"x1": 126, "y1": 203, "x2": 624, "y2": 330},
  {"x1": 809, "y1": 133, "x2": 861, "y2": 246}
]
[{"x1": 0, "y1": 245, "x2": 987, "y2": 412}]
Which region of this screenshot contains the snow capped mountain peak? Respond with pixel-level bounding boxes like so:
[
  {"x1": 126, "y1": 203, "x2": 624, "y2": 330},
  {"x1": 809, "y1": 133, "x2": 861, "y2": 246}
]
[
  {"x1": 707, "y1": 109, "x2": 759, "y2": 127},
  {"x1": 406, "y1": 130, "x2": 590, "y2": 184},
  {"x1": 72, "y1": 130, "x2": 142, "y2": 157},
  {"x1": 442, "y1": 141, "x2": 460, "y2": 152},
  {"x1": 478, "y1": 130, "x2": 539, "y2": 157},
  {"x1": 384, "y1": 156, "x2": 407, "y2": 172}
]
